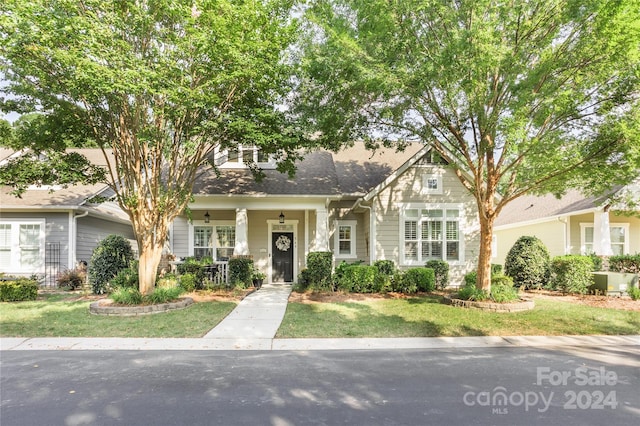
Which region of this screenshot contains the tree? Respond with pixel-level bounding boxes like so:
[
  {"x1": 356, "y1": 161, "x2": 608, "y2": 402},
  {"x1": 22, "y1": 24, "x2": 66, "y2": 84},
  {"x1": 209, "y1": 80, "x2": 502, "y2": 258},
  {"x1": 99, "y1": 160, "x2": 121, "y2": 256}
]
[
  {"x1": 0, "y1": 0, "x2": 307, "y2": 294},
  {"x1": 296, "y1": 0, "x2": 640, "y2": 292}
]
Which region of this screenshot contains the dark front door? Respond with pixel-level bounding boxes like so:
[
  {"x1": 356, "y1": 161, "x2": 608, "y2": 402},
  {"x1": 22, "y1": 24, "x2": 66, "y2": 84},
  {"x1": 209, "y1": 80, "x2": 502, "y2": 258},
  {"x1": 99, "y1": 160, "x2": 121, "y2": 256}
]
[{"x1": 272, "y1": 232, "x2": 294, "y2": 282}]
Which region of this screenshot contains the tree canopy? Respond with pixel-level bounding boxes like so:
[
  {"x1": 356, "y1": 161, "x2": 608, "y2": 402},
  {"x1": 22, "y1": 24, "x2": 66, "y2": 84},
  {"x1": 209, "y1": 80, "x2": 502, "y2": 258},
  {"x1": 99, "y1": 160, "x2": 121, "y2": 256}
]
[
  {"x1": 296, "y1": 0, "x2": 640, "y2": 290},
  {"x1": 0, "y1": 0, "x2": 307, "y2": 293}
]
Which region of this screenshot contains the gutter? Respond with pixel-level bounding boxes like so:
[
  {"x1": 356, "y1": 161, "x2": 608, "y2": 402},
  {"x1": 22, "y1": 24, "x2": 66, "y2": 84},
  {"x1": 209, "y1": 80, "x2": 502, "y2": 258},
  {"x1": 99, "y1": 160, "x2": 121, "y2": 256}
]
[{"x1": 70, "y1": 209, "x2": 89, "y2": 267}]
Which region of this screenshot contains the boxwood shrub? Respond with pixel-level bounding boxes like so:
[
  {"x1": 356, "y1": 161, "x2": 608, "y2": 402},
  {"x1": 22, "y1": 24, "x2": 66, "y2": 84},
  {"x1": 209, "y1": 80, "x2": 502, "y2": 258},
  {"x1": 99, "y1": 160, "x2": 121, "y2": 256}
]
[
  {"x1": 404, "y1": 267, "x2": 436, "y2": 292},
  {"x1": 550, "y1": 255, "x2": 594, "y2": 294},
  {"x1": 89, "y1": 235, "x2": 134, "y2": 294},
  {"x1": 504, "y1": 236, "x2": 551, "y2": 289},
  {"x1": 425, "y1": 260, "x2": 449, "y2": 290},
  {"x1": 0, "y1": 277, "x2": 39, "y2": 302},
  {"x1": 306, "y1": 251, "x2": 333, "y2": 291},
  {"x1": 608, "y1": 254, "x2": 640, "y2": 274},
  {"x1": 228, "y1": 257, "x2": 254, "y2": 288},
  {"x1": 336, "y1": 265, "x2": 381, "y2": 293}
]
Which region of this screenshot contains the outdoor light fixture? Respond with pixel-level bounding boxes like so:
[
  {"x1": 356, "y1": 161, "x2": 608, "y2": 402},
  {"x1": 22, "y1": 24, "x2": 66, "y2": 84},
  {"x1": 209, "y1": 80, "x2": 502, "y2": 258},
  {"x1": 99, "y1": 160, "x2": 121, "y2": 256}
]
[
  {"x1": 279, "y1": 211, "x2": 285, "y2": 224},
  {"x1": 204, "y1": 211, "x2": 210, "y2": 223}
]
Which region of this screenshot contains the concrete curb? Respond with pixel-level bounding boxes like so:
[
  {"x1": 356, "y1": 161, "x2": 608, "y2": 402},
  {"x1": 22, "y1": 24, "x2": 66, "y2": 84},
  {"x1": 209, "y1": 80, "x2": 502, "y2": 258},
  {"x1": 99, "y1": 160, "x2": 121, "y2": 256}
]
[{"x1": 2, "y1": 335, "x2": 638, "y2": 351}]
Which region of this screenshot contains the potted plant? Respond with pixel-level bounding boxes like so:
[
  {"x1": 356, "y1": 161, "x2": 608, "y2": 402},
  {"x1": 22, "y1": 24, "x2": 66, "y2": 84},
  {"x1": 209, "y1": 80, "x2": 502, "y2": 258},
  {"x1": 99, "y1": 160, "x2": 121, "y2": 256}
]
[{"x1": 252, "y1": 269, "x2": 266, "y2": 288}]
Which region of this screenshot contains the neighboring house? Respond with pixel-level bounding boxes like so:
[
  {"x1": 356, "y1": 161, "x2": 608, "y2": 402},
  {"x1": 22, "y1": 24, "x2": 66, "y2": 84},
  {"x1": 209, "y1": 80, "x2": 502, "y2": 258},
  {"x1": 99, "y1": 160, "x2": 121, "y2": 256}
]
[
  {"x1": 0, "y1": 149, "x2": 135, "y2": 285},
  {"x1": 170, "y1": 142, "x2": 480, "y2": 285},
  {"x1": 493, "y1": 184, "x2": 640, "y2": 266}
]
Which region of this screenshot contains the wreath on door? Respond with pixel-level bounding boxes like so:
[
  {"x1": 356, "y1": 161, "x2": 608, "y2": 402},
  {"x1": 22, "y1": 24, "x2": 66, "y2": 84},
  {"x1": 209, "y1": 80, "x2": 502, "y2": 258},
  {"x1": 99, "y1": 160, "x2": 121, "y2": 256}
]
[{"x1": 275, "y1": 235, "x2": 291, "y2": 251}]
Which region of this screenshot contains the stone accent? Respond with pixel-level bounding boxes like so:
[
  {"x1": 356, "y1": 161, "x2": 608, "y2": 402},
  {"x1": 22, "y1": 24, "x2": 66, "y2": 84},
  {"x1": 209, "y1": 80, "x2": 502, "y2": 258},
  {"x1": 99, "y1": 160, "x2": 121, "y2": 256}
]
[
  {"x1": 89, "y1": 297, "x2": 194, "y2": 316},
  {"x1": 442, "y1": 295, "x2": 535, "y2": 313}
]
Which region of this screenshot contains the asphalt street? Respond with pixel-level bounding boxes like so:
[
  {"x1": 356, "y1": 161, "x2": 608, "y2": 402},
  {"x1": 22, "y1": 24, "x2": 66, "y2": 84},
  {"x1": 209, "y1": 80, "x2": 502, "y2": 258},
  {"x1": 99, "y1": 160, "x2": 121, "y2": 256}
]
[{"x1": 1, "y1": 345, "x2": 639, "y2": 426}]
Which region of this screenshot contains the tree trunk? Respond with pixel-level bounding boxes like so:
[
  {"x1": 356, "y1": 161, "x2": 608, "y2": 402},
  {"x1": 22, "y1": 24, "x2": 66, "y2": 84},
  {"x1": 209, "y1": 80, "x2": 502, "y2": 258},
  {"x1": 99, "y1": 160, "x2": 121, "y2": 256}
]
[
  {"x1": 137, "y1": 240, "x2": 163, "y2": 295},
  {"x1": 476, "y1": 214, "x2": 495, "y2": 293}
]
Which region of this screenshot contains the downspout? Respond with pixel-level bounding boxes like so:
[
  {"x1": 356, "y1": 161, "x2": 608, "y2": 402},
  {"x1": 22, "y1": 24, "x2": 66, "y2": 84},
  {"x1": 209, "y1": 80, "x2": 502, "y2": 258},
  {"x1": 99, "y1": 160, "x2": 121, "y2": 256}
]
[
  {"x1": 354, "y1": 200, "x2": 376, "y2": 264},
  {"x1": 71, "y1": 209, "x2": 89, "y2": 268}
]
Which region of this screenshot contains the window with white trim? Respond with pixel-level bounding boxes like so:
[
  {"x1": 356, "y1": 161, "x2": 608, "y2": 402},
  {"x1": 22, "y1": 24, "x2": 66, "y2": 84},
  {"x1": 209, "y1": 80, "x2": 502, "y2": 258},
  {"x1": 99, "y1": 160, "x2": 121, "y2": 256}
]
[
  {"x1": 422, "y1": 174, "x2": 443, "y2": 194},
  {"x1": 193, "y1": 223, "x2": 236, "y2": 260},
  {"x1": 0, "y1": 220, "x2": 45, "y2": 273},
  {"x1": 334, "y1": 220, "x2": 356, "y2": 258},
  {"x1": 216, "y1": 145, "x2": 275, "y2": 169},
  {"x1": 580, "y1": 223, "x2": 629, "y2": 255},
  {"x1": 402, "y1": 205, "x2": 463, "y2": 264}
]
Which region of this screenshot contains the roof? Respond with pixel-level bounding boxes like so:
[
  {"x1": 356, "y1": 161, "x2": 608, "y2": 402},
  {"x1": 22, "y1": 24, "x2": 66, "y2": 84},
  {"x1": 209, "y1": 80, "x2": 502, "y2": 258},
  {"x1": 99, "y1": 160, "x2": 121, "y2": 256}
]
[
  {"x1": 494, "y1": 190, "x2": 615, "y2": 227},
  {"x1": 193, "y1": 142, "x2": 424, "y2": 197}
]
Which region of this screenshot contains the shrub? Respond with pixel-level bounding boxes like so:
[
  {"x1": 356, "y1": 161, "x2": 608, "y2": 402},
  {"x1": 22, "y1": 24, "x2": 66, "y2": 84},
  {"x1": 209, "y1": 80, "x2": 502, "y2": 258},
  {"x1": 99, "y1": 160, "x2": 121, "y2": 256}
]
[
  {"x1": 504, "y1": 236, "x2": 551, "y2": 289},
  {"x1": 588, "y1": 253, "x2": 604, "y2": 272},
  {"x1": 392, "y1": 271, "x2": 418, "y2": 294},
  {"x1": 109, "y1": 266, "x2": 139, "y2": 289},
  {"x1": 178, "y1": 273, "x2": 197, "y2": 292},
  {"x1": 296, "y1": 268, "x2": 311, "y2": 290},
  {"x1": 176, "y1": 258, "x2": 206, "y2": 289},
  {"x1": 490, "y1": 276, "x2": 519, "y2": 303},
  {"x1": 306, "y1": 251, "x2": 333, "y2": 291},
  {"x1": 628, "y1": 286, "x2": 640, "y2": 301},
  {"x1": 550, "y1": 255, "x2": 594, "y2": 294},
  {"x1": 0, "y1": 278, "x2": 39, "y2": 301},
  {"x1": 89, "y1": 235, "x2": 134, "y2": 294},
  {"x1": 425, "y1": 260, "x2": 449, "y2": 290},
  {"x1": 404, "y1": 267, "x2": 436, "y2": 292},
  {"x1": 457, "y1": 283, "x2": 488, "y2": 301},
  {"x1": 156, "y1": 273, "x2": 179, "y2": 289},
  {"x1": 228, "y1": 257, "x2": 254, "y2": 288},
  {"x1": 56, "y1": 268, "x2": 86, "y2": 290},
  {"x1": 374, "y1": 260, "x2": 396, "y2": 276},
  {"x1": 464, "y1": 271, "x2": 477, "y2": 288},
  {"x1": 109, "y1": 286, "x2": 143, "y2": 305},
  {"x1": 335, "y1": 265, "x2": 388, "y2": 293},
  {"x1": 608, "y1": 254, "x2": 640, "y2": 274},
  {"x1": 491, "y1": 264, "x2": 503, "y2": 275},
  {"x1": 145, "y1": 286, "x2": 184, "y2": 304}
]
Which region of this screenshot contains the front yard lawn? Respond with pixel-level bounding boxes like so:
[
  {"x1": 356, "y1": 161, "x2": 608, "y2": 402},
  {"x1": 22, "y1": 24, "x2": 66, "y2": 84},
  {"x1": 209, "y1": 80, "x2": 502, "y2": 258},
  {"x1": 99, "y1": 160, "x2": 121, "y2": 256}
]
[
  {"x1": 0, "y1": 293, "x2": 237, "y2": 338},
  {"x1": 275, "y1": 295, "x2": 640, "y2": 338}
]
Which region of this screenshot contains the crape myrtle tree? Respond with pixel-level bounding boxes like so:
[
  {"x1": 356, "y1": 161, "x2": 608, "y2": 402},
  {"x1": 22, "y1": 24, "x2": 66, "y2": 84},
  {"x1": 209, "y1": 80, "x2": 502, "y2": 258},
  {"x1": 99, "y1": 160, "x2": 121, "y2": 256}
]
[
  {"x1": 0, "y1": 0, "x2": 309, "y2": 294},
  {"x1": 296, "y1": 0, "x2": 640, "y2": 292}
]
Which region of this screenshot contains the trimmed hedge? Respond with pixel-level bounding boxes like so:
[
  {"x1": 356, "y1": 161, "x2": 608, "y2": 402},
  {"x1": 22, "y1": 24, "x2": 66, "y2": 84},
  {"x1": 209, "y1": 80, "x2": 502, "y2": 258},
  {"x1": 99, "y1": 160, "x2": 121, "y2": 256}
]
[
  {"x1": 608, "y1": 254, "x2": 640, "y2": 274},
  {"x1": 0, "y1": 278, "x2": 39, "y2": 301},
  {"x1": 505, "y1": 236, "x2": 551, "y2": 289},
  {"x1": 335, "y1": 265, "x2": 386, "y2": 293},
  {"x1": 425, "y1": 260, "x2": 449, "y2": 290},
  {"x1": 176, "y1": 257, "x2": 207, "y2": 289},
  {"x1": 89, "y1": 235, "x2": 134, "y2": 294},
  {"x1": 550, "y1": 255, "x2": 594, "y2": 294},
  {"x1": 228, "y1": 257, "x2": 254, "y2": 288},
  {"x1": 374, "y1": 260, "x2": 396, "y2": 276},
  {"x1": 404, "y1": 267, "x2": 436, "y2": 292},
  {"x1": 306, "y1": 252, "x2": 333, "y2": 291}
]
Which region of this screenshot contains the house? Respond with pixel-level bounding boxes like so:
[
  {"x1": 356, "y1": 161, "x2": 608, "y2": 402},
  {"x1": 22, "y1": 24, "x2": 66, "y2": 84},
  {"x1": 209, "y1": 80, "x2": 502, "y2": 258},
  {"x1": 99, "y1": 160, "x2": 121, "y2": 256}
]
[
  {"x1": 493, "y1": 184, "x2": 640, "y2": 266},
  {"x1": 0, "y1": 149, "x2": 136, "y2": 285},
  {"x1": 169, "y1": 142, "x2": 480, "y2": 285},
  {"x1": 1, "y1": 143, "x2": 482, "y2": 286}
]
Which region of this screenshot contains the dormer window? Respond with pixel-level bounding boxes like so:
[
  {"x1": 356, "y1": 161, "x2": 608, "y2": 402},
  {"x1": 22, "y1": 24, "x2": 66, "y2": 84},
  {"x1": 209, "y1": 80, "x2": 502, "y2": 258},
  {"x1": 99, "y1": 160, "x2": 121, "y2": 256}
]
[{"x1": 215, "y1": 145, "x2": 276, "y2": 169}]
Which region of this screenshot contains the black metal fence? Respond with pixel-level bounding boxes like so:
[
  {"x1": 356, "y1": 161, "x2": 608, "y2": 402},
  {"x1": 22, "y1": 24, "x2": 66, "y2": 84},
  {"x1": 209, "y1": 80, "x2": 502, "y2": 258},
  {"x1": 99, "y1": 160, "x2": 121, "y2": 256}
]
[{"x1": 44, "y1": 242, "x2": 60, "y2": 287}]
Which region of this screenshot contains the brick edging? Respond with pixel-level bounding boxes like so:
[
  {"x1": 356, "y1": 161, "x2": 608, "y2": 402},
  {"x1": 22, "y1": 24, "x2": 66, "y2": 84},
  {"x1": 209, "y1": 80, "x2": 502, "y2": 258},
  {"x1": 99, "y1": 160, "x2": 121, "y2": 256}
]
[
  {"x1": 442, "y1": 294, "x2": 535, "y2": 312},
  {"x1": 89, "y1": 297, "x2": 194, "y2": 316}
]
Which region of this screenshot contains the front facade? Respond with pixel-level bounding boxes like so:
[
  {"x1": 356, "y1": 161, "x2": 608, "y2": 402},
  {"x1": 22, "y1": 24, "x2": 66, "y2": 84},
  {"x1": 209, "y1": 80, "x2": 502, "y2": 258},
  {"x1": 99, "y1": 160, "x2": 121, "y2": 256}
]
[
  {"x1": 168, "y1": 143, "x2": 480, "y2": 286},
  {"x1": 493, "y1": 186, "x2": 640, "y2": 266}
]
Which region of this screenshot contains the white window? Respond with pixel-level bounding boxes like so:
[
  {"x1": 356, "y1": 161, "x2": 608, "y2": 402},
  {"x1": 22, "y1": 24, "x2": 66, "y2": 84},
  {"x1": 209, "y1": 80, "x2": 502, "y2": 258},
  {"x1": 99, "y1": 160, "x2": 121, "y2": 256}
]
[
  {"x1": 216, "y1": 145, "x2": 275, "y2": 169},
  {"x1": 192, "y1": 222, "x2": 235, "y2": 260},
  {"x1": 580, "y1": 223, "x2": 629, "y2": 255},
  {"x1": 334, "y1": 220, "x2": 356, "y2": 258},
  {"x1": 0, "y1": 220, "x2": 45, "y2": 274},
  {"x1": 401, "y1": 205, "x2": 463, "y2": 265},
  {"x1": 422, "y1": 174, "x2": 443, "y2": 194}
]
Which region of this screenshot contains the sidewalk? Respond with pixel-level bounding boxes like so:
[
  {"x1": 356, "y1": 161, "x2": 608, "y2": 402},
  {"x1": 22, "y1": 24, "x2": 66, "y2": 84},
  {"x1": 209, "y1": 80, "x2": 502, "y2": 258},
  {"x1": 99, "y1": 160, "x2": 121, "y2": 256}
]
[{"x1": 1, "y1": 283, "x2": 639, "y2": 351}]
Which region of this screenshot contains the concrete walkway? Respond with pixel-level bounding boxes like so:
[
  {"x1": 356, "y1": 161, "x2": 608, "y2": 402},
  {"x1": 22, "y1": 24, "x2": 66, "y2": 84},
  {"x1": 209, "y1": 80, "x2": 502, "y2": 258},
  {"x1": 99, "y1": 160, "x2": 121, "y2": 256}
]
[{"x1": 1, "y1": 283, "x2": 639, "y2": 351}]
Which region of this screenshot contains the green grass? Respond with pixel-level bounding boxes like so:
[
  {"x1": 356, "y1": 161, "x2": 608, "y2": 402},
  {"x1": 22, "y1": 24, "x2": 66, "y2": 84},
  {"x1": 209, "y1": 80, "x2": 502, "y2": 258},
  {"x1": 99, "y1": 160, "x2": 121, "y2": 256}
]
[
  {"x1": 0, "y1": 294, "x2": 237, "y2": 338},
  {"x1": 276, "y1": 296, "x2": 640, "y2": 338}
]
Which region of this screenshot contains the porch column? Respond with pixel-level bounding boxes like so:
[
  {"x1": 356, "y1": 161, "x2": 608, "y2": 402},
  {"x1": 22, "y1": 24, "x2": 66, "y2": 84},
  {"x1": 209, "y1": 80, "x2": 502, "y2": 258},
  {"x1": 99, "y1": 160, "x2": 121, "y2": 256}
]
[
  {"x1": 234, "y1": 208, "x2": 249, "y2": 255},
  {"x1": 315, "y1": 207, "x2": 329, "y2": 251},
  {"x1": 593, "y1": 209, "x2": 613, "y2": 255}
]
